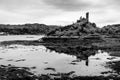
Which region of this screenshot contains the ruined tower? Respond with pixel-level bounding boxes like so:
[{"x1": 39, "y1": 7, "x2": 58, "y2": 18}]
[{"x1": 86, "y1": 12, "x2": 89, "y2": 22}]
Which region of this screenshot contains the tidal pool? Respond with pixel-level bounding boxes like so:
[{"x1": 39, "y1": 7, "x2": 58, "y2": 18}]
[{"x1": 0, "y1": 35, "x2": 120, "y2": 77}]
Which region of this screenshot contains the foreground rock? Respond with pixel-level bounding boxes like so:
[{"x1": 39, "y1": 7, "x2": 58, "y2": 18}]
[{"x1": 0, "y1": 64, "x2": 120, "y2": 80}]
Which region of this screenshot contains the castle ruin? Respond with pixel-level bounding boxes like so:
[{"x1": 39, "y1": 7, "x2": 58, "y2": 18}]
[
  {"x1": 86, "y1": 12, "x2": 89, "y2": 22},
  {"x1": 77, "y1": 12, "x2": 89, "y2": 23}
]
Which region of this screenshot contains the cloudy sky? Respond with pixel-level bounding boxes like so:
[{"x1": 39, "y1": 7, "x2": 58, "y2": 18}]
[{"x1": 0, "y1": 0, "x2": 120, "y2": 27}]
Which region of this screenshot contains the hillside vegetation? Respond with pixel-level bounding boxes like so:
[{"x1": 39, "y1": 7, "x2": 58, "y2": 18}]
[
  {"x1": 0, "y1": 23, "x2": 61, "y2": 35},
  {"x1": 47, "y1": 17, "x2": 100, "y2": 37},
  {"x1": 46, "y1": 13, "x2": 120, "y2": 38},
  {"x1": 101, "y1": 24, "x2": 120, "y2": 35}
]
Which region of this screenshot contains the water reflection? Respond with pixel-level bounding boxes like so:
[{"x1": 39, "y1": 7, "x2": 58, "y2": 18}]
[
  {"x1": 44, "y1": 45, "x2": 97, "y2": 66},
  {"x1": 42, "y1": 40, "x2": 120, "y2": 76}
]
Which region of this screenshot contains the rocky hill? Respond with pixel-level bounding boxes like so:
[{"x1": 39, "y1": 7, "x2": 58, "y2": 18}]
[{"x1": 47, "y1": 12, "x2": 100, "y2": 37}]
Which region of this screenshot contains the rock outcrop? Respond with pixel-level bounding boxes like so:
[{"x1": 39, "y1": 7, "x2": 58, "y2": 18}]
[{"x1": 47, "y1": 12, "x2": 99, "y2": 37}]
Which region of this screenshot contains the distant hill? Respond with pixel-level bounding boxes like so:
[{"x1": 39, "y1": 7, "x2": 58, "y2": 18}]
[
  {"x1": 101, "y1": 24, "x2": 120, "y2": 35},
  {"x1": 0, "y1": 23, "x2": 62, "y2": 35}
]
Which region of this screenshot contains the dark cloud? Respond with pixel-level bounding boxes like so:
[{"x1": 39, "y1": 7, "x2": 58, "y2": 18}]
[{"x1": 43, "y1": 0, "x2": 91, "y2": 11}]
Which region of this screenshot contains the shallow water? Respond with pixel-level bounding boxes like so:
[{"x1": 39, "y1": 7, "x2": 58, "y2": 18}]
[
  {"x1": 0, "y1": 35, "x2": 120, "y2": 77},
  {"x1": 0, "y1": 35, "x2": 44, "y2": 42}
]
